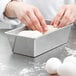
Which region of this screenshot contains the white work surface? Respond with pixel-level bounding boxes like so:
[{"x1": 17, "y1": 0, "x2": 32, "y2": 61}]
[{"x1": 0, "y1": 24, "x2": 76, "y2": 76}]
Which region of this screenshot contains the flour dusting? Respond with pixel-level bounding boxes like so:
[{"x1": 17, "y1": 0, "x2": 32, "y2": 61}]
[{"x1": 65, "y1": 47, "x2": 76, "y2": 56}]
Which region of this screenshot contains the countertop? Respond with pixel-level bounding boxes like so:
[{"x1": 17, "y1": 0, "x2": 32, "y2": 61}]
[{"x1": 0, "y1": 24, "x2": 76, "y2": 76}]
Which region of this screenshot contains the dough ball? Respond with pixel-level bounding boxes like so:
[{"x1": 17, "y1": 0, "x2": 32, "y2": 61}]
[
  {"x1": 18, "y1": 30, "x2": 42, "y2": 38},
  {"x1": 45, "y1": 57, "x2": 62, "y2": 74},
  {"x1": 63, "y1": 56, "x2": 76, "y2": 64},
  {"x1": 57, "y1": 62, "x2": 76, "y2": 76},
  {"x1": 45, "y1": 25, "x2": 58, "y2": 34}
]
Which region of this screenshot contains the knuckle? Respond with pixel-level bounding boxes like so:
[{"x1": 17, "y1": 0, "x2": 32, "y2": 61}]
[
  {"x1": 39, "y1": 16, "x2": 44, "y2": 21},
  {"x1": 64, "y1": 15, "x2": 69, "y2": 20},
  {"x1": 32, "y1": 19, "x2": 38, "y2": 24},
  {"x1": 28, "y1": 22, "x2": 32, "y2": 26},
  {"x1": 25, "y1": 10, "x2": 30, "y2": 15}
]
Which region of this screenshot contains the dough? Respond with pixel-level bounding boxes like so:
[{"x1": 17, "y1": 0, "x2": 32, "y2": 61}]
[
  {"x1": 18, "y1": 25, "x2": 58, "y2": 38},
  {"x1": 18, "y1": 30, "x2": 42, "y2": 38},
  {"x1": 45, "y1": 25, "x2": 58, "y2": 34}
]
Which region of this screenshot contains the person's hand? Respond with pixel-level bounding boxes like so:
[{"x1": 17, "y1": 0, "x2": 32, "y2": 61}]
[
  {"x1": 9, "y1": 1, "x2": 48, "y2": 33},
  {"x1": 51, "y1": 4, "x2": 76, "y2": 28}
]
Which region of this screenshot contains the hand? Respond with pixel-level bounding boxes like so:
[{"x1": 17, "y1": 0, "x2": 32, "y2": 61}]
[
  {"x1": 51, "y1": 4, "x2": 76, "y2": 28},
  {"x1": 10, "y1": 1, "x2": 48, "y2": 33}
]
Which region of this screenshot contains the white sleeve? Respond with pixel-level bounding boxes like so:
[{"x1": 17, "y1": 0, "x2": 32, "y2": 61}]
[
  {"x1": 0, "y1": 0, "x2": 21, "y2": 26},
  {"x1": 64, "y1": 0, "x2": 75, "y2": 4}
]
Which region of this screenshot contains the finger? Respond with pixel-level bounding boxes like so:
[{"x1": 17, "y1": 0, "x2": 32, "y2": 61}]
[
  {"x1": 34, "y1": 8, "x2": 48, "y2": 32},
  {"x1": 19, "y1": 16, "x2": 27, "y2": 26},
  {"x1": 27, "y1": 10, "x2": 43, "y2": 33},
  {"x1": 50, "y1": 18, "x2": 55, "y2": 25},
  {"x1": 23, "y1": 14, "x2": 36, "y2": 30},
  {"x1": 54, "y1": 9, "x2": 66, "y2": 26},
  {"x1": 66, "y1": 15, "x2": 75, "y2": 26},
  {"x1": 20, "y1": 18, "x2": 32, "y2": 30},
  {"x1": 19, "y1": 14, "x2": 35, "y2": 30},
  {"x1": 51, "y1": 6, "x2": 66, "y2": 27},
  {"x1": 58, "y1": 18, "x2": 68, "y2": 28},
  {"x1": 58, "y1": 9, "x2": 72, "y2": 28}
]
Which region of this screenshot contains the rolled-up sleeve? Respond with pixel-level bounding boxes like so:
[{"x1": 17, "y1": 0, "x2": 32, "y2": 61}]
[{"x1": 0, "y1": 0, "x2": 21, "y2": 27}]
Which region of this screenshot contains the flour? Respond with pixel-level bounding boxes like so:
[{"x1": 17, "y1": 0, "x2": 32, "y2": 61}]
[
  {"x1": 20, "y1": 68, "x2": 31, "y2": 76},
  {"x1": 18, "y1": 30, "x2": 43, "y2": 38},
  {"x1": 0, "y1": 63, "x2": 18, "y2": 76},
  {"x1": 18, "y1": 25, "x2": 58, "y2": 38},
  {"x1": 65, "y1": 47, "x2": 76, "y2": 56},
  {"x1": 45, "y1": 25, "x2": 58, "y2": 34},
  {"x1": 19, "y1": 62, "x2": 46, "y2": 76}
]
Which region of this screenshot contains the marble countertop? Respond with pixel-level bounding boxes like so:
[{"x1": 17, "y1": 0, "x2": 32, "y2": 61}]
[{"x1": 0, "y1": 24, "x2": 76, "y2": 76}]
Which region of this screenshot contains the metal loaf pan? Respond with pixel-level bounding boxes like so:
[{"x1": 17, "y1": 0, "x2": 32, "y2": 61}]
[{"x1": 5, "y1": 20, "x2": 72, "y2": 57}]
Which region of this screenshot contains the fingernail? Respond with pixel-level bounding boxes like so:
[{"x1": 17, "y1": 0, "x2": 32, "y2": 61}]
[
  {"x1": 53, "y1": 24, "x2": 57, "y2": 28},
  {"x1": 39, "y1": 29, "x2": 44, "y2": 33}
]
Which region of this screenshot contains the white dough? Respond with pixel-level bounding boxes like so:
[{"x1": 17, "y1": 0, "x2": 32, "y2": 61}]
[
  {"x1": 57, "y1": 62, "x2": 76, "y2": 76},
  {"x1": 63, "y1": 56, "x2": 76, "y2": 64},
  {"x1": 18, "y1": 30, "x2": 42, "y2": 38},
  {"x1": 45, "y1": 25, "x2": 58, "y2": 34},
  {"x1": 45, "y1": 57, "x2": 62, "y2": 74},
  {"x1": 18, "y1": 25, "x2": 57, "y2": 38}
]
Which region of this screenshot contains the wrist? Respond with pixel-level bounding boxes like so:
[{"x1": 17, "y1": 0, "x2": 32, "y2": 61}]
[{"x1": 4, "y1": 1, "x2": 19, "y2": 18}]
